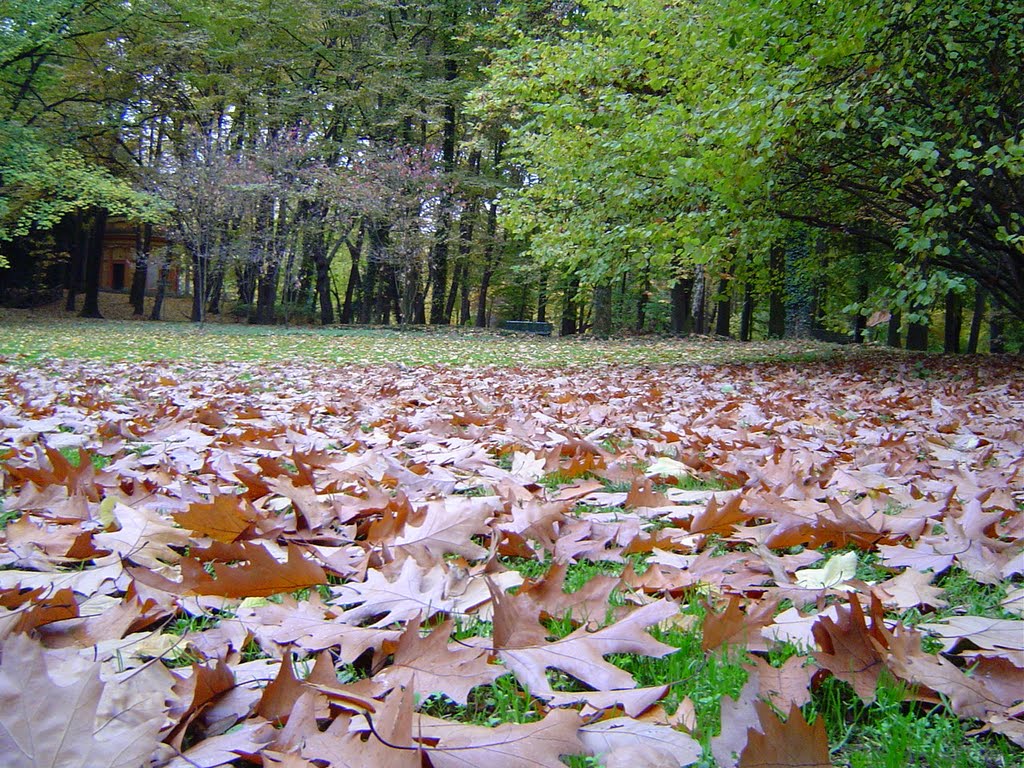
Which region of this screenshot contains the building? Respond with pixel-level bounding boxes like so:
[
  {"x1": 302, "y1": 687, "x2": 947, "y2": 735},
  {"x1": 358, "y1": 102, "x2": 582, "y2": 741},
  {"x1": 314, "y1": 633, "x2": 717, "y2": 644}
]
[{"x1": 100, "y1": 218, "x2": 180, "y2": 293}]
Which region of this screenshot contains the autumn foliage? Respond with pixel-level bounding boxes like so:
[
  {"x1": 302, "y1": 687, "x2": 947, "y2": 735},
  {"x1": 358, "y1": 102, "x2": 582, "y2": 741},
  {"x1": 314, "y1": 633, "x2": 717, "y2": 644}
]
[{"x1": 0, "y1": 355, "x2": 1022, "y2": 766}]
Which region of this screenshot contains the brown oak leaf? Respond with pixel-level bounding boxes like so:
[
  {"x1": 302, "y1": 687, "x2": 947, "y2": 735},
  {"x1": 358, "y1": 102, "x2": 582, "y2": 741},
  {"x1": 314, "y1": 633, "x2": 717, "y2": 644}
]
[
  {"x1": 373, "y1": 616, "x2": 502, "y2": 704},
  {"x1": 333, "y1": 555, "x2": 450, "y2": 627},
  {"x1": 878, "y1": 623, "x2": 1003, "y2": 719},
  {"x1": 491, "y1": 582, "x2": 677, "y2": 696},
  {"x1": 579, "y1": 717, "x2": 701, "y2": 767},
  {"x1": 172, "y1": 493, "x2": 260, "y2": 543},
  {"x1": 0, "y1": 633, "x2": 163, "y2": 768},
  {"x1": 747, "y1": 655, "x2": 814, "y2": 710},
  {"x1": 812, "y1": 594, "x2": 888, "y2": 701},
  {"x1": 412, "y1": 708, "x2": 586, "y2": 768},
  {"x1": 711, "y1": 674, "x2": 760, "y2": 768},
  {"x1": 737, "y1": 701, "x2": 831, "y2": 768},
  {"x1": 132, "y1": 541, "x2": 327, "y2": 598},
  {"x1": 702, "y1": 595, "x2": 776, "y2": 653}
]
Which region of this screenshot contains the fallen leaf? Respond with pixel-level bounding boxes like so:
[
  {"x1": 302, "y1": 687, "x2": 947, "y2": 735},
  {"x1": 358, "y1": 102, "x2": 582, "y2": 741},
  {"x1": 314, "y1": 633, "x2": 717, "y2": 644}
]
[
  {"x1": 737, "y1": 701, "x2": 831, "y2": 768},
  {"x1": 0, "y1": 633, "x2": 163, "y2": 768},
  {"x1": 373, "y1": 616, "x2": 502, "y2": 704},
  {"x1": 580, "y1": 717, "x2": 701, "y2": 767},
  {"x1": 492, "y1": 591, "x2": 678, "y2": 696},
  {"x1": 412, "y1": 708, "x2": 586, "y2": 768},
  {"x1": 812, "y1": 595, "x2": 888, "y2": 701},
  {"x1": 794, "y1": 550, "x2": 858, "y2": 589},
  {"x1": 172, "y1": 493, "x2": 260, "y2": 543},
  {"x1": 711, "y1": 674, "x2": 760, "y2": 768}
]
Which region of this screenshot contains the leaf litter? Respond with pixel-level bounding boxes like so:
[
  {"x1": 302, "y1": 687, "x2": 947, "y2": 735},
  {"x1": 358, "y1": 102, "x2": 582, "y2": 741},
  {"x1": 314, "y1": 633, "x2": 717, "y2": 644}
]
[{"x1": 0, "y1": 355, "x2": 1022, "y2": 767}]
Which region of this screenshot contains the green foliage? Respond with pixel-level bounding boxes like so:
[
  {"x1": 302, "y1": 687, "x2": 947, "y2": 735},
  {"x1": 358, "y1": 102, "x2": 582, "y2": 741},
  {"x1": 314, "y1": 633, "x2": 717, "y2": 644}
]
[
  {"x1": 0, "y1": 497, "x2": 17, "y2": 529},
  {"x1": 482, "y1": 0, "x2": 1024, "y2": 320},
  {"x1": 0, "y1": 127, "x2": 167, "y2": 243},
  {"x1": 0, "y1": 0, "x2": 168, "y2": 264}
]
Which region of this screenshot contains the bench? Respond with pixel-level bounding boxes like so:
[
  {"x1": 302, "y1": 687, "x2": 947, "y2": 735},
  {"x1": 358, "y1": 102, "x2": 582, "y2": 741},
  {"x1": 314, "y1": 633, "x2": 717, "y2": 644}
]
[{"x1": 500, "y1": 320, "x2": 553, "y2": 336}]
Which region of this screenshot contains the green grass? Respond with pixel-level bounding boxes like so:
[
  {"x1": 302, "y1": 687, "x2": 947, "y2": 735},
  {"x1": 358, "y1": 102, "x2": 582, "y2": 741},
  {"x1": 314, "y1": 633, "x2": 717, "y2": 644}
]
[
  {"x1": 0, "y1": 497, "x2": 17, "y2": 528},
  {"x1": 0, "y1": 317, "x2": 848, "y2": 368},
  {"x1": 612, "y1": 619, "x2": 750, "y2": 747},
  {"x1": 57, "y1": 446, "x2": 113, "y2": 469},
  {"x1": 670, "y1": 474, "x2": 734, "y2": 492},
  {"x1": 475, "y1": 551, "x2": 1022, "y2": 767},
  {"x1": 896, "y1": 567, "x2": 1015, "y2": 631},
  {"x1": 812, "y1": 675, "x2": 1020, "y2": 768},
  {"x1": 419, "y1": 674, "x2": 544, "y2": 726}
]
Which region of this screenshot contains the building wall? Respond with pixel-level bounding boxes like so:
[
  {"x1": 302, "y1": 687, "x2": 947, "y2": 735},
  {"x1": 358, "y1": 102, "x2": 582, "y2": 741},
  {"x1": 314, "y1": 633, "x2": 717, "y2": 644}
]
[{"x1": 100, "y1": 222, "x2": 179, "y2": 294}]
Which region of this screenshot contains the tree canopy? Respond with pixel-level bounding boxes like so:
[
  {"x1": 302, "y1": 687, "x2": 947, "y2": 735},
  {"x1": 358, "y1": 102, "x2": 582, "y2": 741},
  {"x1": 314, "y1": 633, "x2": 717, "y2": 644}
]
[{"x1": 485, "y1": 0, "x2": 1023, "y2": 322}]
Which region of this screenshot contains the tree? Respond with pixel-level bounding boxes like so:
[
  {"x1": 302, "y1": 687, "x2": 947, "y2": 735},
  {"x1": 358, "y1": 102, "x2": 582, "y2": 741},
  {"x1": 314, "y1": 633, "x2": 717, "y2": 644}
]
[
  {"x1": 483, "y1": 0, "x2": 1024, "y2": 336},
  {"x1": 0, "y1": 1, "x2": 166, "y2": 276}
]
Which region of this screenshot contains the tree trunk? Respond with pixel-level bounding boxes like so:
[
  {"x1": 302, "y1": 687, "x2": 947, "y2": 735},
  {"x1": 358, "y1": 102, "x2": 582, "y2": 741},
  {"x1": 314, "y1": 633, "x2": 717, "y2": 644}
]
[
  {"x1": 444, "y1": 261, "x2": 463, "y2": 323},
  {"x1": 906, "y1": 318, "x2": 928, "y2": 351},
  {"x1": 714, "y1": 276, "x2": 731, "y2": 337},
  {"x1": 592, "y1": 282, "x2": 612, "y2": 338},
  {"x1": 190, "y1": 251, "x2": 206, "y2": 323},
  {"x1": 887, "y1": 310, "x2": 902, "y2": 348},
  {"x1": 64, "y1": 211, "x2": 87, "y2": 312},
  {"x1": 967, "y1": 285, "x2": 986, "y2": 354},
  {"x1": 768, "y1": 243, "x2": 785, "y2": 338},
  {"x1": 254, "y1": 268, "x2": 278, "y2": 325},
  {"x1": 236, "y1": 261, "x2": 257, "y2": 307},
  {"x1": 459, "y1": 256, "x2": 471, "y2": 325},
  {"x1": 445, "y1": 199, "x2": 477, "y2": 323},
  {"x1": 943, "y1": 290, "x2": 962, "y2": 353},
  {"x1": 206, "y1": 251, "x2": 225, "y2": 315},
  {"x1": 783, "y1": 233, "x2": 813, "y2": 339},
  {"x1": 341, "y1": 228, "x2": 364, "y2": 324},
  {"x1": 475, "y1": 201, "x2": 499, "y2": 328},
  {"x1": 739, "y1": 283, "x2": 754, "y2": 341},
  {"x1": 315, "y1": 257, "x2": 333, "y2": 325},
  {"x1": 428, "y1": 53, "x2": 459, "y2": 325},
  {"x1": 301, "y1": 200, "x2": 334, "y2": 325},
  {"x1": 428, "y1": 210, "x2": 450, "y2": 324},
  {"x1": 560, "y1": 275, "x2": 579, "y2": 336},
  {"x1": 79, "y1": 209, "x2": 108, "y2": 319},
  {"x1": 691, "y1": 267, "x2": 707, "y2": 335},
  {"x1": 990, "y1": 314, "x2": 1005, "y2": 353},
  {"x1": 536, "y1": 269, "x2": 548, "y2": 323},
  {"x1": 360, "y1": 257, "x2": 378, "y2": 324},
  {"x1": 361, "y1": 220, "x2": 388, "y2": 324},
  {"x1": 340, "y1": 257, "x2": 359, "y2": 323},
  {"x1": 636, "y1": 264, "x2": 651, "y2": 332},
  {"x1": 150, "y1": 259, "x2": 169, "y2": 321},
  {"x1": 129, "y1": 223, "x2": 152, "y2": 316},
  {"x1": 388, "y1": 265, "x2": 404, "y2": 324},
  {"x1": 671, "y1": 276, "x2": 693, "y2": 335},
  {"x1": 332, "y1": 280, "x2": 344, "y2": 322},
  {"x1": 854, "y1": 280, "x2": 870, "y2": 343}
]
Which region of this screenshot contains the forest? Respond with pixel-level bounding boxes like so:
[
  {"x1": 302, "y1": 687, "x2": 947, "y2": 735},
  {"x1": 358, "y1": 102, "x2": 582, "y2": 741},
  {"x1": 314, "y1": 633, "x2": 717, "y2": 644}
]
[{"x1": 0, "y1": 0, "x2": 1021, "y2": 349}]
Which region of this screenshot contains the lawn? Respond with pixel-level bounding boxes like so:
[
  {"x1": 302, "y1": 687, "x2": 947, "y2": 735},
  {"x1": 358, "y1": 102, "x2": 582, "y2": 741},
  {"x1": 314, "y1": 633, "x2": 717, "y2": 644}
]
[
  {"x1": 0, "y1": 323, "x2": 1020, "y2": 768},
  {"x1": 0, "y1": 313, "x2": 847, "y2": 367}
]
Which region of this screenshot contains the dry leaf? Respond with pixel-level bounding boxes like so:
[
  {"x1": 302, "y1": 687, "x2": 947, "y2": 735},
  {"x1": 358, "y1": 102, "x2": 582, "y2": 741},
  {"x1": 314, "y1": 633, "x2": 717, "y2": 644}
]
[
  {"x1": 0, "y1": 633, "x2": 163, "y2": 768},
  {"x1": 737, "y1": 701, "x2": 831, "y2": 768},
  {"x1": 579, "y1": 717, "x2": 701, "y2": 767}
]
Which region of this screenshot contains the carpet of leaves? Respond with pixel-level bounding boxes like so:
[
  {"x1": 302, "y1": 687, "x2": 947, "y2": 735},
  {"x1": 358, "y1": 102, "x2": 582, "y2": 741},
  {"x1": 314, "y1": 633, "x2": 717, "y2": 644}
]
[{"x1": 0, "y1": 354, "x2": 1022, "y2": 768}]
